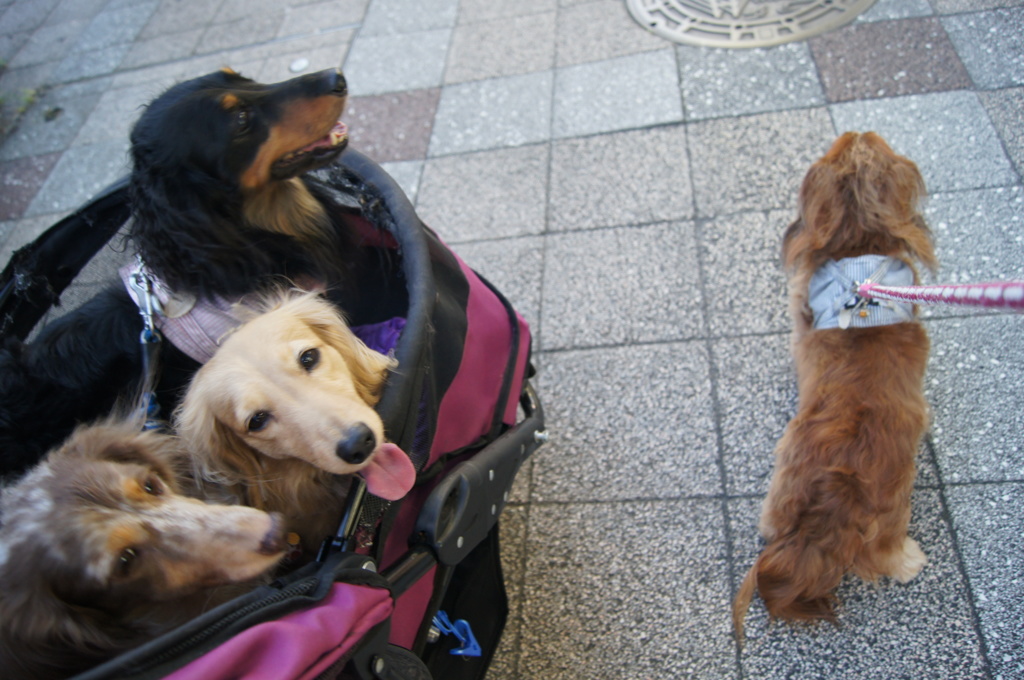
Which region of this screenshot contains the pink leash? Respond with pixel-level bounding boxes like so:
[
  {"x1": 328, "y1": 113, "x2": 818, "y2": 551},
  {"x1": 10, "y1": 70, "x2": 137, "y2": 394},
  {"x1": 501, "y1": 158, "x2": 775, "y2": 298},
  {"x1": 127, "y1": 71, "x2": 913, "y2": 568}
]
[{"x1": 857, "y1": 281, "x2": 1024, "y2": 311}]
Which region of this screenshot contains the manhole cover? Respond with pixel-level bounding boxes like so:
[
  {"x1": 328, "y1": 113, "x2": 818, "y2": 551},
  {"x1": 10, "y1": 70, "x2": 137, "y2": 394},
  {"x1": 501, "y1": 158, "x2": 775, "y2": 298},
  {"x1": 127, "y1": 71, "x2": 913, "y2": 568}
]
[{"x1": 626, "y1": 0, "x2": 877, "y2": 49}]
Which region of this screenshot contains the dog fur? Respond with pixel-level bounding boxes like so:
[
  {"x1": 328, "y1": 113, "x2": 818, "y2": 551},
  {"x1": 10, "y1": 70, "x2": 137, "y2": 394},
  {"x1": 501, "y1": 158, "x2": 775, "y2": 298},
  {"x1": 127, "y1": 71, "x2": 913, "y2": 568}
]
[
  {"x1": 0, "y1": 420, "x2": 287, "y2": 680},
  {"x1": 732, "y1": 132, "x2": 938, "y2": 638},
  {"x1": 175, "y1": 291, "x2": 401, "y2": 559},
  {"x1": 0, "y1": 67, "x2": 366, "y2": 478}
]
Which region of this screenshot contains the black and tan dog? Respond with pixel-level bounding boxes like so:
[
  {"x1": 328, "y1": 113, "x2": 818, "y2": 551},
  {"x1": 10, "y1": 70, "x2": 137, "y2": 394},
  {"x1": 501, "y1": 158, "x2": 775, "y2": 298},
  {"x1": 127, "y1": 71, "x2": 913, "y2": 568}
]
[{"x1": 0, "y1": 68, "x2": 387, "y2": 477}]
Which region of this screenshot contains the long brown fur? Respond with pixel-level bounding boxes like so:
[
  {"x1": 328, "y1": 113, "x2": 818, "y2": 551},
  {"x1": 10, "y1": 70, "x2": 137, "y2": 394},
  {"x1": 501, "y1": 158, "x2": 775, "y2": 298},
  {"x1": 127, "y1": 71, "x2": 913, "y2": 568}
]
[
  {"x1": 0, "y1": 420, "x2": 287, "y2": 680},
  {"x1": 174, "y1": 290, "x2": 397, "y2": 559},
  {"x1": 733, "y1": 132, "x2": 937, "y2": 640}
]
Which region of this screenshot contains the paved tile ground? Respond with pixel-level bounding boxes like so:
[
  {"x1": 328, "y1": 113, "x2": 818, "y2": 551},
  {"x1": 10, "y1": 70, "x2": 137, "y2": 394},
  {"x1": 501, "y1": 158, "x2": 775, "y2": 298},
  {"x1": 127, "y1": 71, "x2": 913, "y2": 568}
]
[{"x1": 1, "y1": 0, "x2": 1022, "y2": 678}]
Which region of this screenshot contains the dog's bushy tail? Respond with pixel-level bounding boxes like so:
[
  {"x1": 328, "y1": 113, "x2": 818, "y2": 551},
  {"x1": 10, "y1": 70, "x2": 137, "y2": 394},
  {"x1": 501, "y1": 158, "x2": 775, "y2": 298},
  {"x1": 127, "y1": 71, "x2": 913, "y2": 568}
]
[{"x1": 733, "y1": 467, "x2": 874, "y2": 641}]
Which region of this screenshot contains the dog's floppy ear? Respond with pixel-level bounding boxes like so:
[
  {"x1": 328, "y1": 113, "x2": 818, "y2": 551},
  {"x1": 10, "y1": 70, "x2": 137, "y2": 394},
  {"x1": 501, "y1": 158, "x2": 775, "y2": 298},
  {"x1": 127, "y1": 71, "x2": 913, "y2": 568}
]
[
  {"x1": 174, "y1": 392, "x2": 269, "y2": 509},
  {"x1": 62, "y1": 422, "x2": 184, "y2": 494}
]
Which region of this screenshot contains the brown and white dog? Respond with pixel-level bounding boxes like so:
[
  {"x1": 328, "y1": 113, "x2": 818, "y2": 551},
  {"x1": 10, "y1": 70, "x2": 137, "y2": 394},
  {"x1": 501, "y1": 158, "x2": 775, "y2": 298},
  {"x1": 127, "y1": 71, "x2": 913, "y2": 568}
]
[
  {"x1": 175, "y1": 290, "x2": 416, "y2": 559},
  {"x1": 733, "y1": 132, "x2": 938, "y2": 638},
  {"x1": 0, "y1": 420, "x2": 287, "y2": 680}
]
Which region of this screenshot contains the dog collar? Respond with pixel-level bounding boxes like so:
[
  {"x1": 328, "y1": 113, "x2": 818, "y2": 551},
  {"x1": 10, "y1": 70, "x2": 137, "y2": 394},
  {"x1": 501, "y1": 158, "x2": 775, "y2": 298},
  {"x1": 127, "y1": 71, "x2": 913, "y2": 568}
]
[
  {"x1": 120, "y1": 262, "x2": 257, "y2": 364},
  {"x1": 808, "y1": 255, "x2": 915, "y2": 330}
]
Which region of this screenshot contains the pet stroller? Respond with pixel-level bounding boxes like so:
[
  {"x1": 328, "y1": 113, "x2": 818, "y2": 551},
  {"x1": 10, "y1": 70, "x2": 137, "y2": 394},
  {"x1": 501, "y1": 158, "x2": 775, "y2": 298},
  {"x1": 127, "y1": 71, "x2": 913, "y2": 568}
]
[{"x1": 0, "y1": 148, "x2": 544, "y2": 680}]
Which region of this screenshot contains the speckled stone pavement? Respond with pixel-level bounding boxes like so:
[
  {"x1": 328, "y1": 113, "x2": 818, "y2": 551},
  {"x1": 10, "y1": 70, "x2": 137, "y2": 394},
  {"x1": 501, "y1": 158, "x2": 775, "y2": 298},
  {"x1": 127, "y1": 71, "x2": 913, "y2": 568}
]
[{"x1": 1, "y1": 1, "x2": 1022, "y2": 678}]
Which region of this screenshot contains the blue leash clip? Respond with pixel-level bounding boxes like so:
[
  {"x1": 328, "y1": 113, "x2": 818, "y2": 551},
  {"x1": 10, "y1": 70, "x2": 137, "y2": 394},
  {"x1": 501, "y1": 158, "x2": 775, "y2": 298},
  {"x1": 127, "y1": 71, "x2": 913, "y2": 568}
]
[{"x1": 431, "y1": 611, "x2": 481, "y2": 658}]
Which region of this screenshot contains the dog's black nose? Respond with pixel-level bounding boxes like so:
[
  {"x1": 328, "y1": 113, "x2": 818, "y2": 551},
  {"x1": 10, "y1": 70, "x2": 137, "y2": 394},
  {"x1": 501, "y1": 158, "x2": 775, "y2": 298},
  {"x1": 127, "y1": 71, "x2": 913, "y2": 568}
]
[
  {"x1": 336, "y1": 424, "x2": 375, "y2": 464},
  {"x1": 332, "y1": 70, "x2": 348, "y2": 96}
]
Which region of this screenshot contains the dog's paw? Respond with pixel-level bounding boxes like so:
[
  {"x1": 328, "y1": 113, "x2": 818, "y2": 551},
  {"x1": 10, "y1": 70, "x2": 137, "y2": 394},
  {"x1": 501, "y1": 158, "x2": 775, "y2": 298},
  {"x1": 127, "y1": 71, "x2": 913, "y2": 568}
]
[{"x1": 891, "y1": 537, "x2": 927, "y2": 583}]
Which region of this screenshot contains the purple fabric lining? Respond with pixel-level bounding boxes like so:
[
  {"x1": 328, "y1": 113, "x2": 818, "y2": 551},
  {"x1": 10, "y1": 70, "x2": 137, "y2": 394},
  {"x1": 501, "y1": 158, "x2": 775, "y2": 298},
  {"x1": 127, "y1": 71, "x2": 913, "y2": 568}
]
[{"x1": 352, "y1": 317, "x2": 406, "y2": 356}]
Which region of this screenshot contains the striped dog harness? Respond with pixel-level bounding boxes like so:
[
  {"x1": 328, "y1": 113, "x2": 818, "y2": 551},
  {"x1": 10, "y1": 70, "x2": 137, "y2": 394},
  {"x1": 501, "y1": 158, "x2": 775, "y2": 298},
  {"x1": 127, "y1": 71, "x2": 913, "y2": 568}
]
[{"x1": 808, "y1": 255, "x2": 916, "y2": 330}]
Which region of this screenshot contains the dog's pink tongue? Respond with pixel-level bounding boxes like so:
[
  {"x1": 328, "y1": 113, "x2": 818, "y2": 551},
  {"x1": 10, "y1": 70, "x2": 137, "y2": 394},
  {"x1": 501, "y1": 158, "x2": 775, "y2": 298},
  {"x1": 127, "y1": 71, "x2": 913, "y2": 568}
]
[{"x1": 359, "y1": 443, "x2": 415, "y2": 501}]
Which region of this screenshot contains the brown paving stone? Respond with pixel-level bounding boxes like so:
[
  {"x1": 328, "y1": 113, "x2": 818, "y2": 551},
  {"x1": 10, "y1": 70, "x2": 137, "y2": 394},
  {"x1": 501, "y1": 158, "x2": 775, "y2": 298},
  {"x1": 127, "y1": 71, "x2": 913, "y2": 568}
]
[
  {"x1": 344, "y1": 88, "x2": 440, "y2": 163},
  {"x1": 809, "y1": 17, "x2": 972, "y2": 103},
  {"x1": 0, "y1": 151, "x2": 61, "y2": 221}
]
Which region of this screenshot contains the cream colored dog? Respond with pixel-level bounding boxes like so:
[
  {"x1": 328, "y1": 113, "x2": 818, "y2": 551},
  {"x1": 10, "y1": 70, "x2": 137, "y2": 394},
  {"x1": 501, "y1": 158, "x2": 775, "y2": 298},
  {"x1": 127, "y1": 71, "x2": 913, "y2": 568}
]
[{"x1": 175, "y1": 290, "x2": 416, "y2": 559}]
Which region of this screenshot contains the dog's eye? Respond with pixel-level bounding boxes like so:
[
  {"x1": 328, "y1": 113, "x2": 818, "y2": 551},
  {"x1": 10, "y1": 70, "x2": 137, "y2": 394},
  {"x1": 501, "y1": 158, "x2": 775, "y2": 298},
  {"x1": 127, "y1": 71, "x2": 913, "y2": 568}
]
[
  {"x1": 299, "y1": 348, "x2": 320, "y2": 372},
  {"x1": 143, "y1": 476, "x2": 163, "y2": 496},
  {"x1": 247, "y1": 410, "x2": 271, "y2": 432},
  {"x1": 234, "y1": 107, "x2": 252, "y2": 134},
  {"x1": 118, "y1": 548, "x2": 138, "y2": 576}
]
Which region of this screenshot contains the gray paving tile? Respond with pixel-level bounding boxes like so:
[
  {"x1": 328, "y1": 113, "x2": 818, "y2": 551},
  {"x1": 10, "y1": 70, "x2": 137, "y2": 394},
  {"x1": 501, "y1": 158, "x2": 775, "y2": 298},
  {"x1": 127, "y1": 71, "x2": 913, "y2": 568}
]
[
  {"x1": 519, "y1": 500, "x2": 736, "y2": 679},
  {"x1": 856, "y1": 0, "x2": 933, "y2": 22},
  {"x1": 548, "y1": 125, "x2": 692, "y2": 232},
  {"x1": 810, "y1": 17, "x2": 972, "y2": 103},
  {"x1": 714, "y1": 333, "x2": 795, "y2": 496},
  {"x1": 221, "y1": 30, "x2": 352, "y2": 72},
  {"x1": 923, "y1": 186, "x2": 1024, "y2": 319},
  {"x1": 196, "y1": 13, "x2": 283, "y2": 55},
  {"x1": 678, "y1": 41, "x2": 823, "y2": 122},
  {"x1": 343, "y1": 29, "x2": 450, "y2": 96},
  {"x1": 933, "y1": 0, "x2": 1024, "y2": 11},
  {"x1": 54, "y1": 42, "x2": 131, "y2": 82},
  {"x1": 359, "y1": 0, "x2": 456, "y2": 36},
  {"x1": 445, "y1": 11, "x2": 555, "y2": 85},
  {"x1": 277, "y1": 1, "x2": 365, "y2": 38},
  {"x1": 552, "y1": 49, "x2": 682, "y2": 139},
  {"x1": 730, "y1": 490, "x2": 988, "y2": 679},
  {"x1": 24, "y1": 139, "x2": 129, "y2": 217},
  {"x1": 378, "y1": 159, "x2": 422, "y2": 204},
  {"x1": 533, "y1": 342, "x2": 717, "y2": 501},
  {"x1": 416, "y1": 144, "x2": 548, "y2": 243},
  {"x1": 73, "y1": 82, "x2": 158, "y2": 146},
  {"x1": 0, "y1": 77, "x2": 109, "y2": 162},
  {"x1": 926, "y1": 315, "x2": 1024, "y2": 484},
  {"x1": 830, "y1": 92, "x2": 1019, "y2": 193},
  {"x1": 109, "y1": 53, "x2": 248, "y2": 90},
  {"x1": 688, "y1": 107, "x2": 836, "y2": 217},
  {"x1": 0, "y1": 219, "x2": 14, "y2": 256},
  {"x1": 7, "y1": 18, "x2": 86, "y2": 68},
  {"x1": 256, "y1": 37, "x2": 354, "y2": 84},
  {"x1": 486, "y1": 505, "x2": 527, "y2": 680},
  {"x1": 946, "y1": 482, "x2": 1024, "y2": 680},
  {"x1": 43, "y1": 0, "x2": 109, "y2": 25},
  {"x1": 541, "y1": 221, "x2": 704, "y2": 350},
  {"x1": 428, "y1": 71, "x2": 552, "y2": 156},
  {"x1": 446, "y1": 236, "x2": 544, "y2": 339},
  {"x1": 0, "y1": 0, "x2": 60, "y2": 35},
  {"x1": 138, "y1": 0, "x2": 223, "y2": 39},
  {"x1": 0, "y1": 30, "x2": 29, "y2": 64},
  {"x1": 70, "y1": 1, "x2": 156, "y2": 54},
  {"x1": 942, "y1": 8, "x2": 1024, "y2": 89},
  {"x1": 212, "y1": 0, "x2": 286, "y2": 24},
  {"x1": 457, "y1": 0, "x2": 556, "y2": 24},
  {"x1": 980, "y1": 87, "x2": 1024, "y2": 179},
  {"x1": 699, "y1": 210, "x2": 790, "y2": 337},
  {"x1": 120, "y1": 28, "x2": 204, "y2": 70},
  {"x1": 555, "y1": 0, "x2": 667, "y2": 68}
]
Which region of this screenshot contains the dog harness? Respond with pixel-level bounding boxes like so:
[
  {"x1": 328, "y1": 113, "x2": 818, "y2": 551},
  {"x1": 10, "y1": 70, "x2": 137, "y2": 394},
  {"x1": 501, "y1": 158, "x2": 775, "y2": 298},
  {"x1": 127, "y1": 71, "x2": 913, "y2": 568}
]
[
  {"x1": 120, "y1": 261, "x2": 256, "y2": 364},
  {"x1": 808, "y1": 255, "x2": 915, "y2": 330}
]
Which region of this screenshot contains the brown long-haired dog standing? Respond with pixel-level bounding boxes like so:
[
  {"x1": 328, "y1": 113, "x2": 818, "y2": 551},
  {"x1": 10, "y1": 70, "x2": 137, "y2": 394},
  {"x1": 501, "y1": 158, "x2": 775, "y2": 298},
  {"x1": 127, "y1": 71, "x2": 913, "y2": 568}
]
[{"x1": 733, "y1": 132, "x2": 938, "y2": 638}]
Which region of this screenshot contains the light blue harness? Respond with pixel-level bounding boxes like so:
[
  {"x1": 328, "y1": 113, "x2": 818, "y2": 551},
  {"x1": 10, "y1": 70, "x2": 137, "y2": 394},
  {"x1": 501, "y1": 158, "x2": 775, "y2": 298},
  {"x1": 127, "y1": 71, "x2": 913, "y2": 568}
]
[{"x1": 808, "y1": 255, "x2": 915, "y2": 330}]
